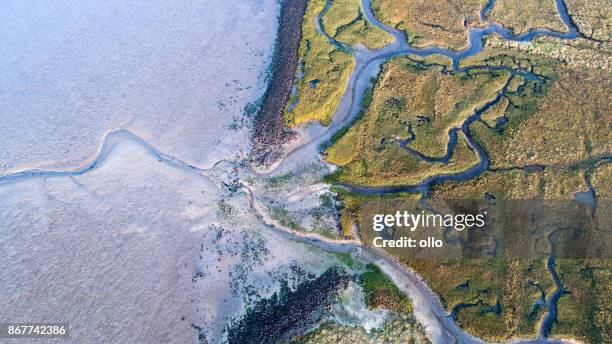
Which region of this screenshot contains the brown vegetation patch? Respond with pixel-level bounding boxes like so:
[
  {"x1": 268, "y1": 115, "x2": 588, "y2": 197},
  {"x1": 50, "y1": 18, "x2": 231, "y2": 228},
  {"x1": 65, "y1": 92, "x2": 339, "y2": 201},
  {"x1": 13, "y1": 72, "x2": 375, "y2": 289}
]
[{"x1": 371, "y1": 0, "x2": 488, "y2": 50}]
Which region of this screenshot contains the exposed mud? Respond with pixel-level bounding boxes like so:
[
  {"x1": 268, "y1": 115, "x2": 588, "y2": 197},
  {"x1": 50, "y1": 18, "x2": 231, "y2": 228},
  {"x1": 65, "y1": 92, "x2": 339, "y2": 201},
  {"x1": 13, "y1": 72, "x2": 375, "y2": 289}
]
[{"x1": 251, "y1": 0, "x2": 307, "y2": 167}]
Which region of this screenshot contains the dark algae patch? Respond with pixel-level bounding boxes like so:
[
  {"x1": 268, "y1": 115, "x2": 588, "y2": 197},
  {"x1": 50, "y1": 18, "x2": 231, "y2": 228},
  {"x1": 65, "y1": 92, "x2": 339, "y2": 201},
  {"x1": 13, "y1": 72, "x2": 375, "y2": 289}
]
[
  {"x1": 226, "y1": 267, "x2": 349, "y2": 344},
  {"x1": 252, "y1": 0, "x2": 307, "y2": 167}
]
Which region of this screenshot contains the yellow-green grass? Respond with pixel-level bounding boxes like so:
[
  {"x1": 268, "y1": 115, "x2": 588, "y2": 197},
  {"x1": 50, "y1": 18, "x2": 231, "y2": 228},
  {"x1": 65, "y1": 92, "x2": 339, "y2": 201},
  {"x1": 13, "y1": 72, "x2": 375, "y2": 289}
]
[
  {"x1": 286, "y1": 0, "x2": 395, "y2": 127},
  {"x1": 371, "y1": 0, "x2": 488, "y2": 50},
  {"x1": 401, "y1": 69, "x2": 510, "y2": 158},
  {"x1": 551, "y1": 259, "x2": 612, "y2": 344},
  {"x1": 471, "y1": 66, "x2": 612, "y2": 170},
  {"x1": 371, "y1": 56, "x2": 510, "y2": 159},
  {"x1": 327, "y1": 127, "x2": 480, "y2": 187},
  {"x1": 430, "y1": 167, "x2": 611, "y2": 264},
  {"x1": 410, "y1": 53, "x2": 454, "y2": 70},
  {"x1": 360, "y1": 263, "x2": 413, "y2": 314},
  {"x1": 336, "y1": 189, "x2": 558, "y2": 341},
  {"x1": 324, "y1": 56, "x2": 513, "y2": 187},
  {"x1": 333, "y1": 190, "x2": 420, "y2": 246},
  {"x1": 322, "y1": 0, "x2": 394, "y2": 50},
  {"x1": 337, "y1": 168, "x2": 607, "y2": 340},
  {"x1": 565, "y1": 0, "x2": 612, "y2": 42},
  {"x1": 458, "y1": 41, "x2": 560, "y2": 79},
  {"x1": 590, "y1": 163, "x2": 612, "y2": 232},
  {"x1": 326, "y1": 43, "x2": 611, "y2": 342},
  {"x1": 339, "y1": 207, "x2": 355, "y2": 237},
  {"x1": 285, "y1": 0, "x2": 354, "y2": 126},
  {"x1": 430, "y1": 167, "x2": 589, "y2": 201},
  {"x1": 559, "y1": 166, "x2": 612, "y2": 342},
  {"x1": 427, "y1": 167, "x2": 610, "y2": 339},
  {"x1": 470, "y1": 32, "x2": 611, "y2": 72},
  {"x1": 591, "y1": 163, "x2": 612, "y2": 198},
  {"x1": 480, "y1": 96, "x2": 510, "y2": 127},
  {"x1": 447, "y1": 259, "x2": 555, "y2": 340},
  {"x1": 488, "y1": 0, "x2": 568, "y2": 35}
]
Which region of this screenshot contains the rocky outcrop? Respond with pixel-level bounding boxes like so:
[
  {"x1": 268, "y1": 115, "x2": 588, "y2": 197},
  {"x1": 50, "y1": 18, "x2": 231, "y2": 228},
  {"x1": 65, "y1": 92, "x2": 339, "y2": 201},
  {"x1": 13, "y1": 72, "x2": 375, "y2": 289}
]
[{"x1": 251, "y1": 0, "x2": 308, "y2": 167}]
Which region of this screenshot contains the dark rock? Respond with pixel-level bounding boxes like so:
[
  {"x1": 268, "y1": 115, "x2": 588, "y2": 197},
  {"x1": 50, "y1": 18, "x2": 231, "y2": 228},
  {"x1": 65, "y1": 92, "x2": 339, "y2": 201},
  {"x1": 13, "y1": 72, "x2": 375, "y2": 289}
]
[
  {"x1": 226, "y1": 267, "x2": 349, "y2": 344},
  {"x1": 251, "y1": 0, "x2": 308, "y2": 167}
]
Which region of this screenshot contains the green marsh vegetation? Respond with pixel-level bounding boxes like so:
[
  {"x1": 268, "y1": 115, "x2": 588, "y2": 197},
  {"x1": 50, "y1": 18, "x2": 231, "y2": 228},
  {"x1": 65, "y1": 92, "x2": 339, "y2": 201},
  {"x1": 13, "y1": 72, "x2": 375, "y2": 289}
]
[
  {"x1": 336, "y1": 166, "x2": 609, "y2": 340},
  {"x1": 549, "y1": 164, "x2": 611, "y2": 342},
  {"x1": 285, "y1": 0, "x2": 612, "y2": 337},
  {"x1": 335, "y1": 188, "x2": 554, "y2": 340},
  {"x1": 474, "y1": 66, "x2": 611, "y2": 170},
  {"x1": 424, "y1": 164, "x2": 610, "y2": 340},
  {"x1": 371, "y1": 0, "x2": 488, "y2": 50},
  {"x1": 359, "y1": 263, "x2": 413, "y2": 314},
  {"x1": 324, "y1": 56, "x2": 514, "y2": 187},
  {"x1": 285, "y1": 0, "x2": 353, "y2": 126},
  {"x1": 285, "y1": 0, "x2": 393, "y2": 126},
  {"x1": 552, "y1": 259, "x2": 612, "y2": 343},
  {"x1": 321, "y1": 0, "x2": 394, "y2": 50},
  {"x1": 488, "y1": 0, "x2": 568, "y2": 35},
  {"x1": 325, "y1": 48, "x2": 611, "y2": 340}
]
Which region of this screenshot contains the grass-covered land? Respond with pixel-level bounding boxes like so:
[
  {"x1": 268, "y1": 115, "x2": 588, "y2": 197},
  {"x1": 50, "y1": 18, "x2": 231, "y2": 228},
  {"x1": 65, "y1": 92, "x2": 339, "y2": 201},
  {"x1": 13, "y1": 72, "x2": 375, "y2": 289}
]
[
  {"x1": 326, "y1": 53, "x2": 610, "y2": 339},
  {"x1": 591, "y1": 163, "x2": 612, "y2": 198},
  {"x1": 410, "y1": 258, "x2": 551, "y2": 340},
  {"x1": 359, "y1": 263, "x2": 413, "y2": 314},
  {"x1": 488, "y1": 0, "x2": 568, "y2": 34},
  {"x1": 285, "y1": 0, "x2": 393, "y2": 127},
  {"x1": 432, "y1": 168, "x2": 587, "y2": 200},
  {"x1": 426, "y1": 163, "x2": 609, "y2": 340},
  {"x1": 371, "y1": 0, "x2": 488, "y2": 50},
  {"x1": 461, "y1": 48, "x2": 611, "y2": 171},
  {"x1": 565, "y1": 0, "x2": 611, "y2": 42},
  {"x1": 391, "y1": 66, "x2": 509, "y2": 157},
  {"x1": 285, "y1": 0, "x2": 354, "y2": 126},
  {"x1": 561, "y1": 164, "x2": 612, "y2": 344},
  {"x1": 480, "y1": 96, "x2": 510, "y2": 127},
  {"x1": 336, "y1": 186, "x2": 553, "y2": 340},
  {"x1": 322, "y1": 0, "x2": 394, "y2": 50},
  {"x1": 309, "y1": 0, "x2": 610, "y2": 337},
  {"x1": 324, "y1": 56, "x2": 514, "y2": 187},
  {"x1": 326, "y1": 125, "x2": 480, "y2": 187},
  {"x1": 333, "y1": 166, "x2": 609, "y2": 341},
  {"x1": 552, "y1": 259, "x2": 612, "y2": 343},
  {"x1": 459, "y1": 43, "x2": 560, "y2": 76},
  {"x1": 472, "y1": 66, "x2": 611, "y2": 170}
]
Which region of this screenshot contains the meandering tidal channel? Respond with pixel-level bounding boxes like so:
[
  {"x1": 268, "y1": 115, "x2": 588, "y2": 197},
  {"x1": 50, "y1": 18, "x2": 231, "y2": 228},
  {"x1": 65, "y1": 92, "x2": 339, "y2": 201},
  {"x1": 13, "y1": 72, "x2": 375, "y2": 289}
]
[
  {"x1": 0, "y1": 0, "x2": 595, "y2": 343},
  {"x1": 256, "y1": 0, "x2": 590, "y2": 342}
]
